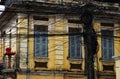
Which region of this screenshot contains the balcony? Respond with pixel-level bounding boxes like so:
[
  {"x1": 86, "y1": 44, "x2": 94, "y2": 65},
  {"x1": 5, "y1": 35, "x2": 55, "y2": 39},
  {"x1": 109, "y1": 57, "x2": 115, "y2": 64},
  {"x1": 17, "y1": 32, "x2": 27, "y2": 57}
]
[
  {"x1": 4, "y1": 0, "x2": 82, "y2": 7},
  {"x1": 2, "y1": 53, "x2": 16, "y2": 73}
]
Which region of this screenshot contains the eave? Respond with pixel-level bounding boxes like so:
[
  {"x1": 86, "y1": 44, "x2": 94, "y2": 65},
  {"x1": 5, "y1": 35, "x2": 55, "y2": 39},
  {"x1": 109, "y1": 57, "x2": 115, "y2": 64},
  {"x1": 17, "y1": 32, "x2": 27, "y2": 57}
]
[
  {"x1": 0, "y1": 11, "x2": 16, "y2": 29},
  {"x1": 0, "y1": 1, "x2": 120, "y2": 29}
]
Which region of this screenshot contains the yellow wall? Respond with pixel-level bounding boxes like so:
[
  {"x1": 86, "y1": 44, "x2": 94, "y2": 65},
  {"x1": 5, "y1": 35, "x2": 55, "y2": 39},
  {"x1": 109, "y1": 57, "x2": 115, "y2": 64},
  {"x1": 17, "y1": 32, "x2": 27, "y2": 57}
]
[
  {"x1": 17, "y1": 73, "x2": 85, "y2": 79},
  {"x1": 93, "y1": 22, "x2": 120, "y2": 72},
  {"x1": 114, "y1": 24, "x2": 120, "y2": 56},
  {"x1": 0, "y1": 44, "x2": 3, "y2": 62},
  {"x1": 27, "y1": 15, "x2": 71, "y2": 70},
  {"x1": 115, "y1": 59, "x2": 120, "y2": 79},
  {"x1": 16, "y1": 13, "x2": 85, "y2": 79},
  {"x1": 17, "y1": 14, "x2": 120, "y2": 71},
  {"x1": 1, "y1": 13, "x2": 119, "y2": 79},
  {"x1": 17, "y1": 73, "x2": 60, "y2": 79},
  {"x1": 93, "y1": 22, "x2": 103, "y2": 71}
]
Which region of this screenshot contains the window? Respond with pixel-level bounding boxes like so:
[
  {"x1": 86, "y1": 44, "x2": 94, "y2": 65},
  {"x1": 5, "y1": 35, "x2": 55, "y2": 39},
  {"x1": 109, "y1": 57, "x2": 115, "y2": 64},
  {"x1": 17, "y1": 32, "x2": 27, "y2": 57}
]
[
  {"x1": 33, "y1": 16, "x2": 48, "y2": 21},
  {"x1": 35, "y1": 62, "x2": 47, "y2": 68},
  {"x1": 100, "y1": 23, "x2": 114, "y2": 27},
  {"x1": 69, "y1": 28, "x2": 82, "y2": 59},
  {"x1": 70, "y1": 63, "x2": 82, "y2": 70},
  {"x1": 68, "y1": 19, "x2": 81, "y2": 24},
  {"x1": 34, "y1": 25, "x2": 48, "y2": 57},
  {"x1": 101, "y1": 30, "x2": 114, "y2": 60},
  {"x1": 103, "y1": 65, "x2": 114, "y2": 71}
]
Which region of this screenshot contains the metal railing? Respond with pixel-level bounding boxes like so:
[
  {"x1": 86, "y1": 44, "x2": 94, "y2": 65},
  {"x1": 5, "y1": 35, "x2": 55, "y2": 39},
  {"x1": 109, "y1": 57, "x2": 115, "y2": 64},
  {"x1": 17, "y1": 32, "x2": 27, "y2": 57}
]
[
  {"x1": 3, "y1": 55, "x2": 16, "y2": 70},
  {"x1": 4, "y1": 0, "x2": 83, "y2": 7},
  {"x1": 5, "y1": 0, "x2": 17, "y2": 7}
]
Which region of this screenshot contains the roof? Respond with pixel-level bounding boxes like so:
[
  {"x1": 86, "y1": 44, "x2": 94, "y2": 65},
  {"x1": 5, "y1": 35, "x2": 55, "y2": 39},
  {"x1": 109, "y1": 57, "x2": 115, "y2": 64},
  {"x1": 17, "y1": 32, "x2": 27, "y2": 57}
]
[{"x1": 0, "y1": 1, "x2": 120, "y2": 29}]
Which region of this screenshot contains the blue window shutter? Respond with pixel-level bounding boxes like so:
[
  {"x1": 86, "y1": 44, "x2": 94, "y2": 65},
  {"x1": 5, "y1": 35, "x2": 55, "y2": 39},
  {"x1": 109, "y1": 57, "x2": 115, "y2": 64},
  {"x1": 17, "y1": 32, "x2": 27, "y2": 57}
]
[
  {"x1": 69, "y1": 36, "x2": 75, "y2": 58},
  {"x1": 69, "y1": 35, "x2": 82, "y2": 59},
  {"x1": 39, "y1": 32, "x2": 48, "y2": 57},
  {"x1": 69, "y1": 28, "x2": 82, "y2": 59},
  {"x1": 34, "y1": 26, "x2": 48, "y2": 57},
  {"x1": 43, "y1": 32, "x2": 48, "y2": 57},
  {"x1": 35, "y1": 31, "x2": 40, "y2": 57},
  {"x1": 102, "y1": 30, "x2": 114, "y2": 60},
  {"x1": 39, "y1": 32, "x2": 43, "y2": 56},
  {"x1": 108, "y1": 37, "x2": 114, "y2": 60},
  {"x1": 102, "y1": 37, "x2": 108, "y2": 60},
  {"x1": 75, "y1": 35, "x2": 82, "y2": 58}
]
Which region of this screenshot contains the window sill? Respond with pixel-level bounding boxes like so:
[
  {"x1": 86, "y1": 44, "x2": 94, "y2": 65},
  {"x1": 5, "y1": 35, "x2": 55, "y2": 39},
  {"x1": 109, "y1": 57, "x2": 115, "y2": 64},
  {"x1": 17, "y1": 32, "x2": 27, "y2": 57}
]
[
  {"x1": 68, "y1": 58, "x2": 83, "y2": 64},
  {"x1": 34, "y1": 67, "x2": 48, "y2": 71},
  {"x1": 34, "y1": 57, "x2": 48, "y2": 62},
  {"x1": 100, "y1": 59, "x2": 115, "y2": 65},
  {"x1": 99, "y1": 59, "x2": 115, "y2": 72},
  {"x1": 68, "y1": 58, "x2": 83, "y2": 71}
]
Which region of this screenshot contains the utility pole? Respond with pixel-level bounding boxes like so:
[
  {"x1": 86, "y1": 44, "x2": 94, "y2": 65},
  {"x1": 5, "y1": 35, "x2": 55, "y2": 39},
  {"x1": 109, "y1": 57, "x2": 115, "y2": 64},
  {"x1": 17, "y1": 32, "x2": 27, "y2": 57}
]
[
  {"x1": 26, "y1": 14, "x2": 30, "y2": 79},
  {"x1": 81, "y1": 3, "x2": 98, "y2": 79}
]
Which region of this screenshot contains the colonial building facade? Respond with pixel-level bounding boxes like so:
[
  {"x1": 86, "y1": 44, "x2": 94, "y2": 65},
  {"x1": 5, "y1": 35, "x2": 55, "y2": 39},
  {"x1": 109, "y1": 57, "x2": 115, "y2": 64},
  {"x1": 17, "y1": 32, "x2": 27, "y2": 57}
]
[{"x1": 0, "y1": 0, "x2": 120, "y2": 79}]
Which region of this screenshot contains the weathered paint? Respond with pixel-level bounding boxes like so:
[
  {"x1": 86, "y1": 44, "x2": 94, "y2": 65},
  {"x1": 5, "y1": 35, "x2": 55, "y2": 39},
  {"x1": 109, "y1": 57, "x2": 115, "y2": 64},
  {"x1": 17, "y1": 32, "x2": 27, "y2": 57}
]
[{"x1": 0, "y1": 13, "x2": 118, "y2": 79}]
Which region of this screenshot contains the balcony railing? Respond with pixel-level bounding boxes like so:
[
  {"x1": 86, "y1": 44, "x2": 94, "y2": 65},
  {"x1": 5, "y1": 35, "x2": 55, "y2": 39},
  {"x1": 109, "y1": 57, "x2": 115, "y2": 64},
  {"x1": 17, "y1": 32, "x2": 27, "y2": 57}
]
[
  {"x1": 3, "y1": 55, "x2": 16, "y2": 70},
  {"x1": 5, "y1": 0, "x2": 82, "y2": 7},
  {"x1": 5, "y1": 0, "x2": 25, "y2": 7}
]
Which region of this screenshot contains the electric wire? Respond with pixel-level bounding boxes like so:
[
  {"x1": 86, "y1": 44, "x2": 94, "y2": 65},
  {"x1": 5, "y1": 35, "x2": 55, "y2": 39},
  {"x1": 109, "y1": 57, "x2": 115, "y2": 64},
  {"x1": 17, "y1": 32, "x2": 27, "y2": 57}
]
[{"x1": 0, "y1": 1, "x2": 120, "y2": 76}]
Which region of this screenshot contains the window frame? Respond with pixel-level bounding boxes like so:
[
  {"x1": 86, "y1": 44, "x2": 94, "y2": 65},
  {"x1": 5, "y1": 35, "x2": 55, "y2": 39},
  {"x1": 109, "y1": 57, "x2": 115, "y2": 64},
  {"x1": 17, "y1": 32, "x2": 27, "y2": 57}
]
[
  {"x1": 101, "y1": 30, "x2": 114, "y2": 60},
  {"x1": 34, "y1": 25, "x2": 48, "y2": 58},
  {"x1": 68, "y1": 27, "x2": 82, "y2": 59}
]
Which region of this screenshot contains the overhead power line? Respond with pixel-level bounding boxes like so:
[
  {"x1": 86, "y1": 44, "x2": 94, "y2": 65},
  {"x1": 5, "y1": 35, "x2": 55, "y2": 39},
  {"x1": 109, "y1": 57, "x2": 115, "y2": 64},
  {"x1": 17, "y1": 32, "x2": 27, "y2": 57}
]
[
  {"x1": 94, "y1": 0, "x2": 120, "y2": 3},
  {"x1": 1, "y1": 33, "x2": 120, "y2": 38}
]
